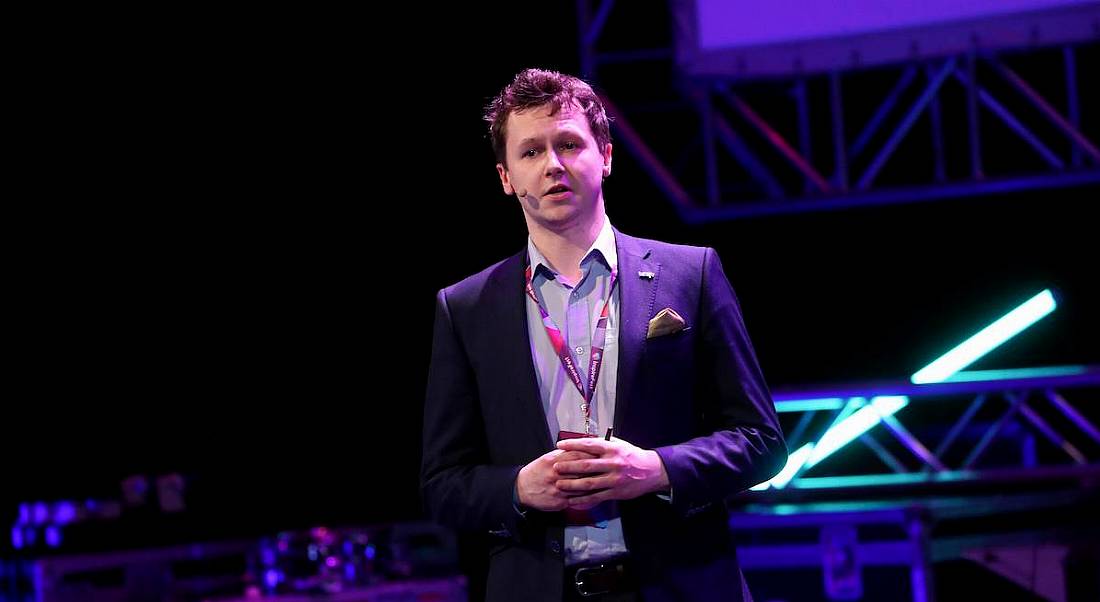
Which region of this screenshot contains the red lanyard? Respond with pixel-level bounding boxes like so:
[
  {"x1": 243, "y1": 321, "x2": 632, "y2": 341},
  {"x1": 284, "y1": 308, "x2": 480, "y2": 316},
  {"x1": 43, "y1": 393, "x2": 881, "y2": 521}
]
[{"x1": 525, "y1": 260, "x2": 617, "y2": 435}]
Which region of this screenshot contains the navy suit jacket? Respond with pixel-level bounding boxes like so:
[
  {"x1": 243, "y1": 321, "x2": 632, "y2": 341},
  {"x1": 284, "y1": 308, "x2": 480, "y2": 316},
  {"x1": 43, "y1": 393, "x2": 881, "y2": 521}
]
[{"x1": 422, "y1": 230, "x2": 787, "y2": 601}]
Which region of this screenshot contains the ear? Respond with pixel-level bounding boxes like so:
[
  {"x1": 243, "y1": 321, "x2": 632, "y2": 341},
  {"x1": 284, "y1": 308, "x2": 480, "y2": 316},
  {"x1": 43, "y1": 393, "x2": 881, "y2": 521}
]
[
  {"x1": 496, "y1": 163, "x2": 515, "y2": 195},
  {"x1": 601, "y1": 143, "x2": 613, "y2": 178}
]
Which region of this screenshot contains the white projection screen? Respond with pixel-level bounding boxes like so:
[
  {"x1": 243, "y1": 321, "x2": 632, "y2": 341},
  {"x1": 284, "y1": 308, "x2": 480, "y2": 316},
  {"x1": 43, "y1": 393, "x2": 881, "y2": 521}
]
[{"x1": 671, "y1": 0, "x2": 1100, "y2": 76}]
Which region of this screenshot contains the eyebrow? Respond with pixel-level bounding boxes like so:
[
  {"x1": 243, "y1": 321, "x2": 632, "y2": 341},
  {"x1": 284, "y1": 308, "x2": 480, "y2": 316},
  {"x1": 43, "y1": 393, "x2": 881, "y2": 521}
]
[{"x1": 516, "y1": 129, "x2": 583, "y2": 149}]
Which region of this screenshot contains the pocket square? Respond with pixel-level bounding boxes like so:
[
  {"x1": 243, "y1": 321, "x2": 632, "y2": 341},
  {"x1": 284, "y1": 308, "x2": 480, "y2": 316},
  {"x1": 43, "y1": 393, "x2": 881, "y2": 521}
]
[{"x1": 647, "y1": 307, "x2": 687, "y2": 339}]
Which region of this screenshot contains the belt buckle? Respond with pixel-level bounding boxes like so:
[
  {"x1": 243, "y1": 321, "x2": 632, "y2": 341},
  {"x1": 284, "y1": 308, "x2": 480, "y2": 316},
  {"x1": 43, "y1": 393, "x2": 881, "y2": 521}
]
[{"x1": 574, "y1": 563, "x2": 613, "y2": 597}]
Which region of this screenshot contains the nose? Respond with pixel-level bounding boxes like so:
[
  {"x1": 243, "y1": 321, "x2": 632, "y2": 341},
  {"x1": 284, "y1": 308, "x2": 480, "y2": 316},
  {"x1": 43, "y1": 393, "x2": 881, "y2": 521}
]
[{"x1": 544, "y1": 150, "x2": 565, "y2": 177}]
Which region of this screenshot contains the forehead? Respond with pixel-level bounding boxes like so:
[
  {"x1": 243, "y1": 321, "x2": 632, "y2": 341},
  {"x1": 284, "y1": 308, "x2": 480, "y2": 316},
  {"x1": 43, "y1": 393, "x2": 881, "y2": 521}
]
[{"x1": 504, "y1": 103, "x2": 593, "y2": 145}]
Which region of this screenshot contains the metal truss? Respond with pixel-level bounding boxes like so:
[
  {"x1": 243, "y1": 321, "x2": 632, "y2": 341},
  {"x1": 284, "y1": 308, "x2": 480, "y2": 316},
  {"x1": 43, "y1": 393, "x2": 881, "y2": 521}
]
[
  {"x1": 760, "y1": 366, "x2": 1100, "y2": 493},
  {"x1": 727, "y1": 366, "x2": 1100, "y2": 602},
  {"x1": 727, "y1": 485, "x2": 1096, "y2": 602},
  {"x1": 576, "y1": 1, "x2": 1100, "y2": 222}
]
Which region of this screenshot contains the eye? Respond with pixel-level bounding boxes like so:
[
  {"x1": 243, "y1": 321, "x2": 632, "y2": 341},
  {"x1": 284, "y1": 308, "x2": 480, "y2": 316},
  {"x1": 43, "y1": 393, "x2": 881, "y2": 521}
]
[
  {"x1": 523, "y1": 148, "x2": 538, "y2": 158},
  {"x1": 560, "y1": 141, "x2": 578, "y2": 151}
]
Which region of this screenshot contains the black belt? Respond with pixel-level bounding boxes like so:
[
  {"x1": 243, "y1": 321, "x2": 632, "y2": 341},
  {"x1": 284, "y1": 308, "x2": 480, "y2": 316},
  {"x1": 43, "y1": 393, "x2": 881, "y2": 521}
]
[{"x1": 565, "y1": 558, "x2": 637, "y2": 598}]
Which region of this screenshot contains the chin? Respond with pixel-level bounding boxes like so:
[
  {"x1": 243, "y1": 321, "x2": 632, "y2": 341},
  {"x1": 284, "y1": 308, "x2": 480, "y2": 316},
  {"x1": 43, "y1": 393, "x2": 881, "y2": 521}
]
[
  {"x1": 544, "y1": 214, "x2": 585, "y2": 232},
  {"x1": 535, "y1": 207, "x2": 579, "y2": 225}
]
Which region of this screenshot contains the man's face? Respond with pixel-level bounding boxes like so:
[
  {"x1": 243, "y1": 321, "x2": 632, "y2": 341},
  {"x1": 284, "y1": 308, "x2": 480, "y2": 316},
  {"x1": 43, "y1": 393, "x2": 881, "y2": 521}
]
[{"x1": 496, "y1": 103, "x2": 612, "y2": 234}]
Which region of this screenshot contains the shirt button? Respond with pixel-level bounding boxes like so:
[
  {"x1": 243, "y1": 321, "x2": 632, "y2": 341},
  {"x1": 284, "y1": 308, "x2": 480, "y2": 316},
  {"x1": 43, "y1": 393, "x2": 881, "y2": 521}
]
[{"x1": 549, "y1": 541, "x2": 561, "y2": 554}]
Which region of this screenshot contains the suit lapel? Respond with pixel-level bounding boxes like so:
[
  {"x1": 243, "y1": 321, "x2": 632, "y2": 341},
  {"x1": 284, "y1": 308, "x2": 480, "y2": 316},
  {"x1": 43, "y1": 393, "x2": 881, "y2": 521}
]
[
  {"x1": 493, "y1": 251, "x2": 556, "y2": 451},
  {"x1": 612, "y1": 231, "x2": 659, "y2": 434}
]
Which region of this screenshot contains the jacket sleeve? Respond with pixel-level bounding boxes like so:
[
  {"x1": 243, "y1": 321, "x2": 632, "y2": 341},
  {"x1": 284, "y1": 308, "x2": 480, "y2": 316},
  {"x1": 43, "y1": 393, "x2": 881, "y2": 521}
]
[
  {"x1": 655, "y1": 247, "x2": 787, "y2": 517},
  {"x1": 420, "y1": 288, "x2": 527, "y2": 540}
]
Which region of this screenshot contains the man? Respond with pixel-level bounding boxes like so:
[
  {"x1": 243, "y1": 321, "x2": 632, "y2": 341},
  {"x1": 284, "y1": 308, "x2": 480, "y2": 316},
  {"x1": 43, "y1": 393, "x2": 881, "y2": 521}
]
[{"x1": 421, "y1": 68, "x2": 786, "y2": 601}]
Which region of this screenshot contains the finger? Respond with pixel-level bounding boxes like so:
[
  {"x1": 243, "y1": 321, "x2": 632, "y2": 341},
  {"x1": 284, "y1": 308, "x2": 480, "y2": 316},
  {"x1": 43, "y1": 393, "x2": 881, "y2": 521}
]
[
  {"x1": 553, "y1": 459, "x2": 615, "y2": 475},
  {"x1": 555, "y1": 474, "x2": 615, "y2": 492},
  {"x1": 556, "y1": 438, "x2": 611, "y2": 454},
  {"x1": 540, "y1": 449, "x2": 567, "y2": 461},
  {"x1": 557, "y1": 450, "x2": 600, "y2": 462}
]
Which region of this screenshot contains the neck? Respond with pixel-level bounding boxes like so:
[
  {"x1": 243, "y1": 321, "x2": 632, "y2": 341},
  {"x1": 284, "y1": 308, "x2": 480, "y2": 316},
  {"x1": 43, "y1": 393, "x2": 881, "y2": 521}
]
[{"x1": 528, "y1": 211, "x2": 605, "y2": 284}]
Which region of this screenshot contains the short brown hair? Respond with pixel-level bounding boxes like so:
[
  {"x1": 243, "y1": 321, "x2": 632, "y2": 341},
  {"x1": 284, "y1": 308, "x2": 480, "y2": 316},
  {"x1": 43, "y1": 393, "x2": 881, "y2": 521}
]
[{"x1": 484, "y1": 68, "x2": 611, "y2": 166}]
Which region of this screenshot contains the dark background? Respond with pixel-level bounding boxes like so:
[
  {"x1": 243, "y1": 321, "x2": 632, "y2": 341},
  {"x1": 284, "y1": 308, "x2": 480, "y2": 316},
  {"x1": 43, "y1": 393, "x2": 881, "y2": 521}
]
[{"x1": 7, "y1": 3, "x2": 1097, "y2": 551}]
